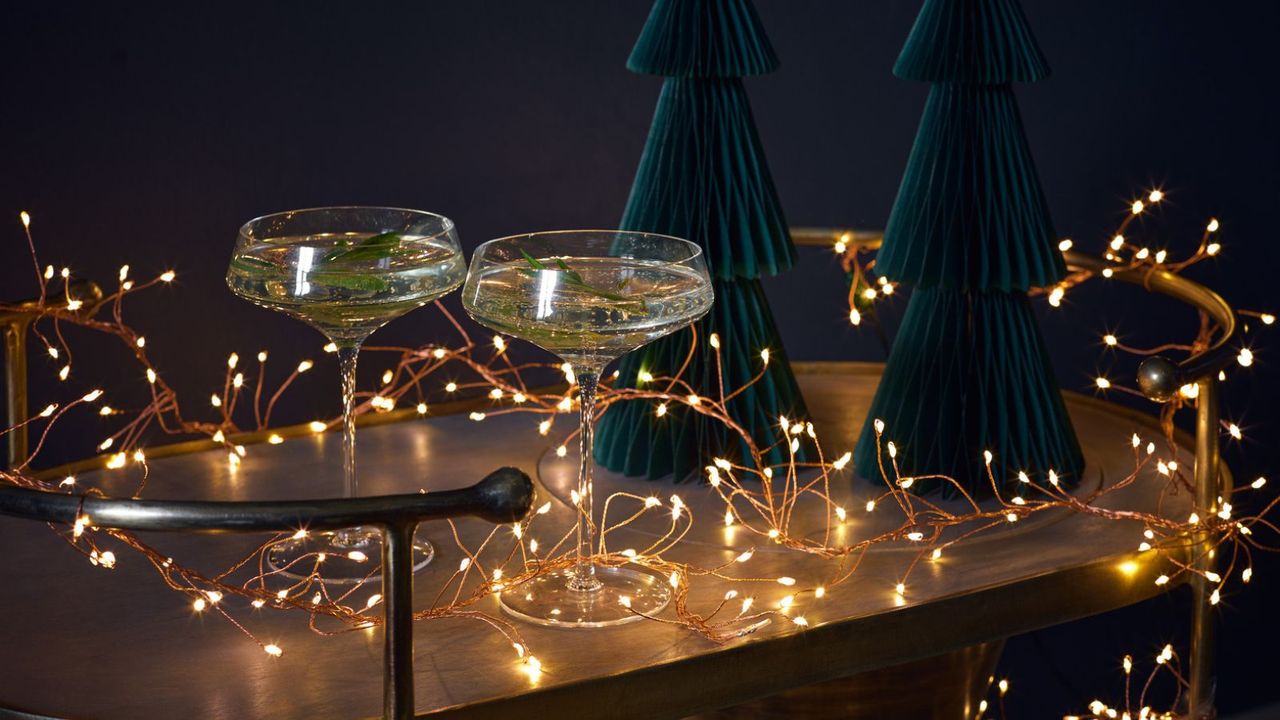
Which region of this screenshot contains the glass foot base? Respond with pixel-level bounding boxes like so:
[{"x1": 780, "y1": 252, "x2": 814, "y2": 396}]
[
  {"x1": 499, "y1": 566, "x2": 670, "y2": 627},
  {"x1": 267, "y1": 526, "x2": 434, "y2": 585}
]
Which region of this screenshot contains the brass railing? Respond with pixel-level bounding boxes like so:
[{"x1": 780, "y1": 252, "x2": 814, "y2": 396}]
[
  {"x1": 0, "y1": 279, "x2": 102, "y2": 468},
  {"x1": 792, "y1": 227, "x2": 1235, "y2": 718}
]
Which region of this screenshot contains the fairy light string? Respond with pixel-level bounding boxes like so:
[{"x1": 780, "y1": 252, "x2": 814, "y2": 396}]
[{"x1": 0, "y1": 197, "x2": 1273, "y2": 716}]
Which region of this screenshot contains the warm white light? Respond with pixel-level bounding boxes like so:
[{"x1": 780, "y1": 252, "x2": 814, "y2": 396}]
[{"x1": 832, "y1": 451, "x2": 851, "y2": 471}]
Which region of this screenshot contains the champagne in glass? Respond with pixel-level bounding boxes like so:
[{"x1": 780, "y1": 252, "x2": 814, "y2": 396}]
[
  {"x1": 463, "y1": 230, "x2": 713, "y2": 626},
  {"x1": 228, "y1": 207, "x2": 466, "y2": 583}
]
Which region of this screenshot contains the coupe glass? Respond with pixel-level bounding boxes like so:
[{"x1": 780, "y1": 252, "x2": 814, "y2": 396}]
[
  {"x1": 462, "y1": 230, "x2": 713, "y2": 626},
  {"x1": 227, "y1": 207, "x2": 466, "y2": 583}
]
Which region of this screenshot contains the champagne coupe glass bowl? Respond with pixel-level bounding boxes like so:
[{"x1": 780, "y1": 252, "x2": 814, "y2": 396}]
[
  {"x1": 462, "y1": 230, "x2": 713, "y2": 627},
  {"x1": 227, "y1": 206, "x2": 466, "y2": 583}
]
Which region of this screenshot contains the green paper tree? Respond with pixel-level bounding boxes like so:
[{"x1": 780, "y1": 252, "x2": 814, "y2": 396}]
[
  {"x1": 594, "y1": 0, "x2": 810, "y2": 481},
  {"x1": 853, "y1": 0, "x2": 1085, "y2": 496}
]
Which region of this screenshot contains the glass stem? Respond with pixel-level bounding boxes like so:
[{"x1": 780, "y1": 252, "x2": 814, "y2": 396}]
[
  {"x1": 569, "y1": 366, "x2": 603, "y2": 593},
  {"x1": 337, "y1": 344, "x2": 361, "y2": 501}
]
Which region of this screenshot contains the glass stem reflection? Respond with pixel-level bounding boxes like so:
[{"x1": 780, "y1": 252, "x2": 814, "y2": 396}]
[
  {"x1": 337, "y1": 344, "x2": 361, "y2": 500},
  {"x1": 569, "y1": 366, "x2": 603, "y2": 593},
  {"x1": 333, "y1": 344, "x2": 364, "y2": 548}
]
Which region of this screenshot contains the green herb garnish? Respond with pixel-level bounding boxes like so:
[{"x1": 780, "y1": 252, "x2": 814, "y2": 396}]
[
  {"x1": 308, "y1": 232, "x2": 406, "y2": 292},
  {"x1": 520, "y1": 250, "x2": 648, "y2": 313},
  {"x1": 322, "y1": 232, "x2": 402, "y2": 263}
]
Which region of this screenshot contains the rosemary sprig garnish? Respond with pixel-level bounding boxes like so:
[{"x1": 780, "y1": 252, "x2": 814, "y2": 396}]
[
  {"x1": 311, "y1": 232, "x2": 405, "y2": 292},
  {"x1": 519, "y1": 250, "x2": 648, "y2": 314},
  {"x1": 322, "y1": 231, "x2": 402, "y2": 263},
  {"x1": 234, "y1": 232, "x2": 406, "y2": 293}
]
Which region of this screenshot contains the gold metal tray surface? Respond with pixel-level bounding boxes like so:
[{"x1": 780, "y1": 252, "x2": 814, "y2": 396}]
[{"x1": 0, "y1": 363, "x2": 1192, "y2": 719}]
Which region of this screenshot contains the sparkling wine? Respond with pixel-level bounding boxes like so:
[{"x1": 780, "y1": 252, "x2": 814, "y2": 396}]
[
  {"x1": 227, "y1": 232, "x2": 465, "y2": 344},
  {"x1": 463, "y1": 256, "x2": 713, "y2": 365}
]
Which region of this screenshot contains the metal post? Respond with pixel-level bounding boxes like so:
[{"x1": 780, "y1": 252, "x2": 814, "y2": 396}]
[
  {"x1": 3, "y1": 319, "x2": 29, "y2": 469},
  {"x1": 382, "y1": 522, "x2": 417, "y2": 720},
  {"x1": 1187, "y1": 378, "x2": 1219, "y2": 718}
]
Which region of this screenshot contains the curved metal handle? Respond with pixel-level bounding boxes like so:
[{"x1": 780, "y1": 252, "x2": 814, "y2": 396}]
[
  {"x1": 0, "y1": 466, "x2": 536, "y2": 533},
  {"x1": 1064, "y1": 257, "x2": 1240, "y2": 403}
]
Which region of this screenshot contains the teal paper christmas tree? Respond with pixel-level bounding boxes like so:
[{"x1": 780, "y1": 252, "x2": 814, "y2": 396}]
[
  {"x1": 595, "y1": 0, "x2": 810, "y2": 481},
  {"x1": 853, "y1": 0, "x2": 1085, "y2": 496}
]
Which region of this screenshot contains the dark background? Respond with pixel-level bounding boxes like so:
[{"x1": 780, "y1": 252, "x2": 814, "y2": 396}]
[{"x1": 1, "y1": 2, "x2": 1276, "y2": 716}]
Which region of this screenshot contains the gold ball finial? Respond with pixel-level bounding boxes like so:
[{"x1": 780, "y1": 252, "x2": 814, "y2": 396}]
[{"x1": 1136, "y1": 356, "x2": 1181, "y2": 402}]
